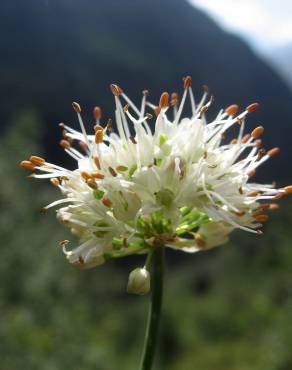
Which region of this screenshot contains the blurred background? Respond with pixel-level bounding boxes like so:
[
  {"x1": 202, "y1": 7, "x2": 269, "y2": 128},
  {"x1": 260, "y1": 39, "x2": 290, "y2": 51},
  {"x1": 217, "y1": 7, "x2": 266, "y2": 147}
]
[{"x1": 1, "y1": 0, "x2": 292, "y2": 369}]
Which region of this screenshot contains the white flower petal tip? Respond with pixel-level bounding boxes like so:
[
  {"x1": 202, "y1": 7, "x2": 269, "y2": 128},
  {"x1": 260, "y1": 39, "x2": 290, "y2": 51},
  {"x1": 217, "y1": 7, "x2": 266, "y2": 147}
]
[{"x1": 21, "y1": 76, "x2": 290, "y2": 267}]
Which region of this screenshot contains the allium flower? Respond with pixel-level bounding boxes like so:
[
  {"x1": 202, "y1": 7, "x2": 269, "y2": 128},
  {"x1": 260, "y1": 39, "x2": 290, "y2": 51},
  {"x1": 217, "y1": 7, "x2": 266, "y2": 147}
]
[{"x1": 21, "y1": 76, "x2": 292, "y2": 268}]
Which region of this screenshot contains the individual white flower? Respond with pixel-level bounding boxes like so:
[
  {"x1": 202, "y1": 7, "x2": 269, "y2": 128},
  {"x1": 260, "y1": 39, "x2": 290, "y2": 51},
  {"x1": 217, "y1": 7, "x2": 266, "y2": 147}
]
[{"x1": 21, "y1": 76, "x2": 292, "y2": 268}]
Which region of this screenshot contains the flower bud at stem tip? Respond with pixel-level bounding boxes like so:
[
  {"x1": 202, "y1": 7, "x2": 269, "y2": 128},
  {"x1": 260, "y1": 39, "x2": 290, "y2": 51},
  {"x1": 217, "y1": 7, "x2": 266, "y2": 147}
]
[{"x1": 127, "y1": 267, "x2": 150, "y2": 296}]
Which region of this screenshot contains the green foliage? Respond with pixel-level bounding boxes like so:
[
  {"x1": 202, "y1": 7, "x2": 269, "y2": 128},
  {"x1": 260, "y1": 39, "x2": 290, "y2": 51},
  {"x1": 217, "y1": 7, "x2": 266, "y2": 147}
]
[{"x1": 1, "y1": 115, "x2": 292, "y2": 370}]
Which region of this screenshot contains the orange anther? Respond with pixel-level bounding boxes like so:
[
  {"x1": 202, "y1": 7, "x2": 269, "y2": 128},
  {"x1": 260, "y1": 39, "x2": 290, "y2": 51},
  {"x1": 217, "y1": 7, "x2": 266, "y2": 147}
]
[
  {"x1": 248, "y1": 191, "x2": 259, "y2": 197},
  {"x1": 123, "y1": 104, "x2": 130, "y2": 112},
  {"x1": 194, "y1": 233, "x2": 206, "y2": 248},
  {"x1": 108, "y1": 166, "x2": 117, "y2": 177},
  {"x1": 30, "y1": 156, "x2": 45, "y2": 166},
  {"x1": 72, "y1": 102, "x2": 81, "y2": 113},
  {"x1": 116, "y1": 165, "x2": 128, "y2": 172},
  {"x1": 267, "y1": 147, "x2": 280, "y2": 157},
  {"x1": 81, "y1": 172, "x2": 92, "y2": 180},
  {"x1": 242, "y1": 134, "x2": 251, "y2": 143},
  {"x1": 251, "y1": 126, "x2": 264, "y2": 138},
  {"x1": 50, "y1": 178, "x2": 60, "y2": 186},
  {"x1": 110, "y1": 84, "x2": 123, "y2": 96},
  {"x1": 93, "y1": 106, "x2": 102, "y2": 121},
  {"x1": 170, "y1": 92, "x2": 179, "y2": 106},
  {"x1": 92, "y1": 172, "x2": 105, "y2": 180},
  {"x1": 159, "y1": 92, "x2": 169, "y2": 108},
  {"x1": 20, "y1": 160, "x2": 35, "y2": 170},
  {"x1": 248, "y1": 169, "x2": 256, "y2": 177},
  {"x1": 284, "y1": 185, "x2": 292, "y2": 194},
  {"x1": 183, "y1": 76, "x2": 192, "y2": 89},
  {"x1": 225, "y1": 104, "x2": 239, "y2": 117},
  {"x1": 86, "y1": 179, "x2": 98, "y2": 189},
  {"x1": 94, "y1": 156, "x2": 101, "y2": 169},
  {"x1": 253, "y1": 214, "x2": 269, "y2": 222},
  {"x1": 60, "y1": 139, "x2": 71, "y2": 149},
  {"x1": 102, "y1": 197, "x2": 112, "y2": 207},
  {"x1": 246, "y1": 102, "x2": 259, "y2": 113},
  {"x1": 95, "y1": 130, "x2": 103, "y2": 144}
]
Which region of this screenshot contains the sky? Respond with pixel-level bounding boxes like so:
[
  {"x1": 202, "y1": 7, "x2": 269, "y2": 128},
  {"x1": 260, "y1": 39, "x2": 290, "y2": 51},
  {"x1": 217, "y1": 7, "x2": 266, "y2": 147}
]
[{"x1": 189, "y1": 0, "x2": 292, "y2": 53}]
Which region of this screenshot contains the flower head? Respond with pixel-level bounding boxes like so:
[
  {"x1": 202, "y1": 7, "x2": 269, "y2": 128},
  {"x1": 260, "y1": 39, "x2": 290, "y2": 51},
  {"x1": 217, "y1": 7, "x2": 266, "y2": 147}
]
[{"x1": 21, "y1": 76, "x2": 291, "y2": 268}]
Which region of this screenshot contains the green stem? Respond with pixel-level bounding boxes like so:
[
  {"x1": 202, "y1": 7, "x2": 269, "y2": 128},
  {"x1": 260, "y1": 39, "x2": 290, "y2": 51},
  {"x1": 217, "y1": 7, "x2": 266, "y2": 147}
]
[{"x1": 139, "y1": 245, "x2": 165, "y2": 370}]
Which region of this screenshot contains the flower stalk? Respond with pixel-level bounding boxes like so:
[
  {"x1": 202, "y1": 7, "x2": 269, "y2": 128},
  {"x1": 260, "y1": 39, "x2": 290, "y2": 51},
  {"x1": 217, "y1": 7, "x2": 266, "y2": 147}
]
[{"x1": 139, "y1": 245, "x2": 165, "y2": 370}]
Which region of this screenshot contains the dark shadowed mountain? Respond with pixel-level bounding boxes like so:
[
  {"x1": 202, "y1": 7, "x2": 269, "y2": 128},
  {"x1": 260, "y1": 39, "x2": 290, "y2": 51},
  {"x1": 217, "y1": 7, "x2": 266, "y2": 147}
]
[{"x1": 1, "y1": 0, "x2": 291, "y2": 182}]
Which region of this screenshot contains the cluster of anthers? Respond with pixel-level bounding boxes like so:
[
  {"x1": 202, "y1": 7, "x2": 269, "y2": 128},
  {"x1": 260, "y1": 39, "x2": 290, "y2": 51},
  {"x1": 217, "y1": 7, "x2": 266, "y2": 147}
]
[{"x1": 21, "y1": 76, "x2": 292, "y2": 270}]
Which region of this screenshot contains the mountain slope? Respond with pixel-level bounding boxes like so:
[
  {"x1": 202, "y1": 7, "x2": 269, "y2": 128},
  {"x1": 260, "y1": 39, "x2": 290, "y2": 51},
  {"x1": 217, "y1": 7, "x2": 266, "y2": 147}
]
[{"x1": 1, "y1": 0, "x2": 291, "y2": 181}]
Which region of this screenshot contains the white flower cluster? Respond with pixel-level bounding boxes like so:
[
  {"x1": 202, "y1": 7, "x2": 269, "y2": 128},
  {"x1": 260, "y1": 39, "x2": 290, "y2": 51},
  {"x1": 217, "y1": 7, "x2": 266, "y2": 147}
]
[{"x1": 21, "y1": 76, "x2": 291, "y2": 269}]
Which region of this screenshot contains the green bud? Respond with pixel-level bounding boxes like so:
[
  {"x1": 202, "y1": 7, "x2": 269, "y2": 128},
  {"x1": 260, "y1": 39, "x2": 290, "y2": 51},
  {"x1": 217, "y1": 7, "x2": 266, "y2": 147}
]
[{"x1": 127, "y1": 267, "x2": 150, "y2": 296}]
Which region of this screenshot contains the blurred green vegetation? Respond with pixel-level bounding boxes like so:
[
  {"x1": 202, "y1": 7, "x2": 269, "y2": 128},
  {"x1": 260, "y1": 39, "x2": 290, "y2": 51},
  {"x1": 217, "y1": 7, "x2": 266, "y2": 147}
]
[{"x1": 1, "y1": 112, "x2": 292, "y2": 370}]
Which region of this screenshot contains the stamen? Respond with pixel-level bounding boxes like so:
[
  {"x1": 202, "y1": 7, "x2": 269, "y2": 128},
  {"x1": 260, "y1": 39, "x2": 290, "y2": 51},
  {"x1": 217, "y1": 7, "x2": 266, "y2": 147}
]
[
  {"x1": 93, "y1": 156, "x2": 101, "y2": 170},
  {"x1": 78, "y1": 256, "x2": 85, "y2": 265},
  {"x1": 241, "y1": 134, "x2": 251, "y2": 143},
  {"x1": 267, "y1": 147, "x2": 280, "y2": 157},
  {"x1": 81, "y1": 171, "x2": 92, "y2": 180},
  {"x1": 284, "y1": 185, "x2": 292, "y2": 194},
  {"x1": 92, "y1": 172, "x2": 105, "y2": 179},
  {"x1": 102, "y1": 197, "x2": 112, "y2": 207},
  {"x1": 72, "y1": 101, "x2": 91, "y2": 150},
  {"x1": 110, "y1": 84, "x2": 123, "y2": 96},
  {"x1": 108, "y1": 166, "x2": 117, "y2": 177},
  {"x1": 93, "y1": 106, "x2": 102, "y2": 121},
  {"x1": 257, "y1": 149, "x2": 266, "y2": 160},
  {"x1": 246, "y1": 102, "x2": 259, "y2": 113},
  {"x1": 202, "y1": 85, "x2": 209, "y2": 94},
  {"x1": 59, "y1": 240, "x2": 70, "y2": 248},
  {"x1": 139, "y1": 91, "x2": 148, "y2": 119},
  {"x1": 50, "y1": 178, "x2": 60, "y2": 186},
  {"x1": 123, "y1": 104, "x2": 130, "y2": 112},
  {"x1": 253, "y1": 214, "x2": 269, "y2": 222},
  {"x1": 194, "y1": 233, "x2": 206, "y2": 248},
  {"x1": 72, "y1": 102, "x2": 81, "y2": 113},
  {"x1": 20, "y1": 160, "x2": 35, "y2": 170},
  {"x1": 170, "y1": 92, "x2": 179, "y2": 106},
  {"x1": 251, "y1": 126, "x2": 264, "y2": 138},
  {"x1": 79, "y1": 141, "x2": 88, "y2": 151},
  {"x1": 86, "y1": 179, "x2": 98, "y2": 189},
  {"x1": 248, "y1": 169, "x2": 256, "y2": 177},
  {"x1": 183, "y1": 76, "x2": 192, "y2": 89},
  {"x1": 116, "y1": 165, "x2": 128, "y2": 172},
  {"x1": 159, "y1": 92, "x2": 169, "y2": 109},
  {"x1": 247, "y1": 191, "x2": 259, "y2": 197},
  {"x1": 225, "y1": 104, "x2": 239, "y2": 117},
  {"x1": 273, "y1": 193, "x2": 284, "y2": 200},
  {"x1": 255, "y1": 139, "x2": 262, "y2": 148},
  {"x1": 154, "y1": 106, "x2": 161, "y2": 116},
  {"x1": 60, "y1": 139, "x2": 71, "y2": 149},
  {"x1": 30, "y1": 156, "x2": 46, "y2": 166},
  {"x1": 106, "y1": 118, "x2": 113, "y2": 132},
  {"x1": 95, "y1": 127, "x2": 104, "y2": 144}
]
